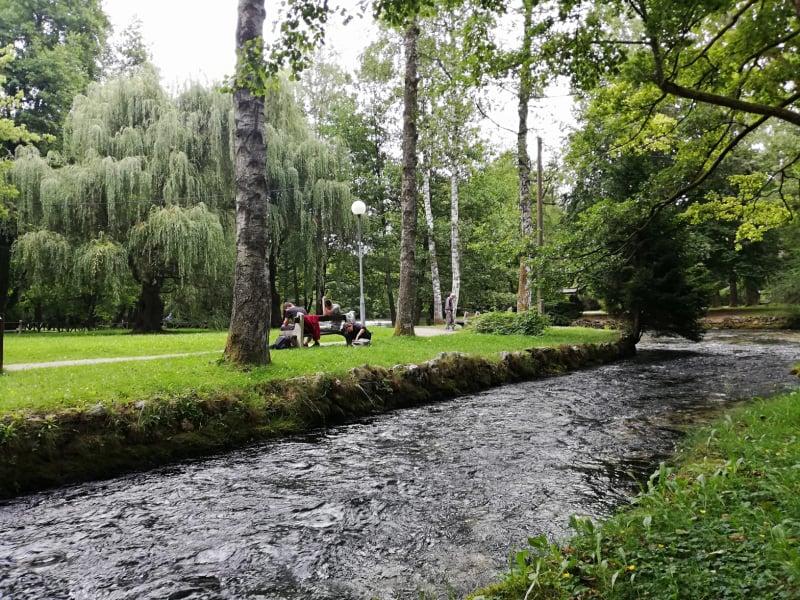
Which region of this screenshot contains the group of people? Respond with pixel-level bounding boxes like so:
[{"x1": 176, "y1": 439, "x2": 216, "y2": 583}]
[{"x1": 275, "y1": 297, "x2": 371, "y2": 349}]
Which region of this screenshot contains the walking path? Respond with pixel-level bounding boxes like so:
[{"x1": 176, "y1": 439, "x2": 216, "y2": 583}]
[
  {"x1": 4, "y1": 351, "x2": 220, "y2": 372},
  {"x1": 4, "y1": 326, "x2": 454, "y2": 371}
]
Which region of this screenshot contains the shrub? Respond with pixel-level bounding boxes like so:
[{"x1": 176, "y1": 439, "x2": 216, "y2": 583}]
[
  {"x1": 473, "y1": 311, "x2": 519, "y2": 335},
  {"x1": 547, "y1": 299, "x2": 583, "y2": 326},
  {"x1": 472, "y1": 310, "x2": 548, "y2": 336}
]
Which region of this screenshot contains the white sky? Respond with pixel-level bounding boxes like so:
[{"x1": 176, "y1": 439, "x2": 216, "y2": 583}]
[{"x1": 102, "y1": 0, "x2": 575, "y2": 159}]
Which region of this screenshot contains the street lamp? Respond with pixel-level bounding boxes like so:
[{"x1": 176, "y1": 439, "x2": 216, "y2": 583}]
[{"x1": 351, "y1": 200, "x2": 367, "y2": 326}]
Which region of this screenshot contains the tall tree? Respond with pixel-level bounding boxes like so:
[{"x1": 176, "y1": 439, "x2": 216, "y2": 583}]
[
  {"x1": 11, "y1": 68, "x2": 232, "y2": 331},
  {"x1": 106, "y1": 17, "x2": 150, "y2": 76},
  {"x1": 0, "y1": 45, "x2": 39, "y2": 316},
  {"x1": 394, "y1": 20, "x2": 420, "y2": 336},
  {"x1": 420, "y1": 149, "x2": 444, "y2": 322},
  {"x1": 224, "y1": 0, "x2": 271, "y2": 365},
  {"x1": 0, "y1": 0, "x2": 110, "y2": 147},
  {"x1": 515, "y1": 0, "x2": 536, "y2": 312}
]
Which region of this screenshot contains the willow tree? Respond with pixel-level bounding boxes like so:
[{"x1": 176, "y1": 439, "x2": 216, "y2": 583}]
[
  {"x1": 268, "y1": 77, "x2": 352, "y2": 321},
  {"x1": 12, "y1": 66, "x2": 233, "y2": 331}
]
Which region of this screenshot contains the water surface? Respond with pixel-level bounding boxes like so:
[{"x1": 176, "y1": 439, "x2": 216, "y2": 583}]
[{"x1": 1, "y1": 331, "x2": 799, "y2": 599}]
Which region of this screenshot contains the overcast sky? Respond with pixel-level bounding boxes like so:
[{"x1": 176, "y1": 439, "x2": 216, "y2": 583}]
[{"x1": 101, "y1": 0, "x2": 575, "y2": 158}]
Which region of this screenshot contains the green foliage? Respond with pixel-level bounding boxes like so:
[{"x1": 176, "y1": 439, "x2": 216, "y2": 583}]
[
  {"x1": 0, "y1": 0, "x2": 110, "y2": 147},
  {"x1": 128, "y1": 204, "x2": 225, "y2": 285},
  {"x1": 471, "y1": 389, "x2": 800, "y2": 600},
  {"x1": 547, "y1": 299, "x2": 583, "y2": 327},
  {"x1": 564, "y1": 201, "x2": 710, "y2": 341},
  {"x1": 472, "y1": 310, "x2": 548, "y2": 336}
]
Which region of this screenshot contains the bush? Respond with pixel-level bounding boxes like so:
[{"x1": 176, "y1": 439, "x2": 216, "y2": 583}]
[
  {"x1": 472, "y1": 310, "x2": 548, "y2": 336},
  {"x1": 547, "y1": 299, "x2": 584, "y2": 326}
]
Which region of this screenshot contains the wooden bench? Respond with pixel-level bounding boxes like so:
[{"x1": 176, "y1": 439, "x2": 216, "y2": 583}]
[{"x1": 278, "y1": 311, "x2": 356, "y2": 348}]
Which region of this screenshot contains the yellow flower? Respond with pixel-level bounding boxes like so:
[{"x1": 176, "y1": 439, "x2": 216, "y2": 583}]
[
  {"x1": 627, "y1": 565, "x2": 637, "y2": 571},
  {"x1": 562, "y1": 572, "x2": 571, "y2": 578}
]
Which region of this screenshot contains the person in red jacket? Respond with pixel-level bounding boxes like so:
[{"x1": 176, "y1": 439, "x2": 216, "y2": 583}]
[{"x1": 283, "y1": 302, "x2": 321, "y2": 347}]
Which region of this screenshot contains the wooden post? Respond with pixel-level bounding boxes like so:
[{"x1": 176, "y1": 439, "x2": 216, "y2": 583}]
[{"x1": 536, "y1": 136, "x2": 545, "y2": 315}]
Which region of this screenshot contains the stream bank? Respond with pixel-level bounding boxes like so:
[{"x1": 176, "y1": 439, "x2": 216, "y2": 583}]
[
  {"x1": 471, "y1": 386, "x2": 800, "y2": 600},
  {"x1": 0, "y1": 339, "x2": 632, "y2": 499},
  {"x1": 1, "y1": 331, "x2": 798, "y2": 599}
]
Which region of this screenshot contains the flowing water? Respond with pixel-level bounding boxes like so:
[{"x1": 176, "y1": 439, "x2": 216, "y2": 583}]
[{"x1": 2, "y1": 331, "x2": 799, "y2": 600}]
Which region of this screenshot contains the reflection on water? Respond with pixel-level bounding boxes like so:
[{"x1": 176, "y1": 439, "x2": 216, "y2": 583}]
[{"x1": 1, "y1": 331, "x2": 799, "y2": 599}]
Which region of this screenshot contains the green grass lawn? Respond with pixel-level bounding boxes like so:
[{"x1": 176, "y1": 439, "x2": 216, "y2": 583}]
[
  {"x1": 2, "y1": 328, "x2": 227, "y2": 364},
  {"x1": 0, "y1": 327, "x2": 617, "y2": 415},
  {"x1": 707, "y1": 304, "x2": 800, "y2": 315},
  {"x1": 470, "y1": 389, "x2": 800, "y2": 600}
]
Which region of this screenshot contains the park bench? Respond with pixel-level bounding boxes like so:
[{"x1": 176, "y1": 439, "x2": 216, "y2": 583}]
[{"x1": 278, "y1": 311, "x2": 356, "y2": 348}]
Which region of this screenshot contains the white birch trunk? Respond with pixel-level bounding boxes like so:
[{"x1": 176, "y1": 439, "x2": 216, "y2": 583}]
[
  {"x1": 450, "y1": 172, "x2": 461, "y2": 319},
  {"x1": 422, "y1": 161, "x2": 444, "y2": 323}
]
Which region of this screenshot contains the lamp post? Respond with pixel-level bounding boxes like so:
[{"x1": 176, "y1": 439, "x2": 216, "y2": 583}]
[{"x1": 351, "y1": 200, "x2": 367, "y2": 325}]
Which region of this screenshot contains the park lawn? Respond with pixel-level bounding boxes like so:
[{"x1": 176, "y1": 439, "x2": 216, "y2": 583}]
[
  {"x1": 470, "y1": 389, "x2": 800, "y2": 600},
  {"x1": 707, "y1": 304, "x2": 800, "y2": 316},
  {"x1": 0, "y1": 327, "x2": 617, "y2": 415},
  {"x1": 2, "y1": 328, "x2": 228, "y2": 364}
]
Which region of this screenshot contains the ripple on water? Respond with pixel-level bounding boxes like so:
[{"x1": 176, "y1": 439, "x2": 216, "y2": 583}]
[{"x1": 1, "y1": 331, "x2": 799, "y2": 599}]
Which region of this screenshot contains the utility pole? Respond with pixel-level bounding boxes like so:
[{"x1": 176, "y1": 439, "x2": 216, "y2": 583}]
[{"x1": 536, "y1": 136, "x2": 545, "y2": 315}]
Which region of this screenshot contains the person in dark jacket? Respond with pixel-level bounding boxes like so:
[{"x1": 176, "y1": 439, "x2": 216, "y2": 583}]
[
  {"x1": 343, "y1": 321, "x2": 371, "y2": 346},
  {"x1": 445, "y1": 292, "x2": 456, "y2": 331}
]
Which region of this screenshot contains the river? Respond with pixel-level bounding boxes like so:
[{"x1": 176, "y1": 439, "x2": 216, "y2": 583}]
[{"x1": 1, "y1": 330, "x2": 799, "y2": 599}]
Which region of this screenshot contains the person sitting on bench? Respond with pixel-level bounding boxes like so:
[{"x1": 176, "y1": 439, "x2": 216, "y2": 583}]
[
  {"x1": 283, "y1": 302, "x2": 321, "y2": 347},
  {"x1": 343, "y1": 321, "x2": 371, "y2": 346},
  {"x1": 322, "y1": 296, "x2": 342, "y2": 318}
]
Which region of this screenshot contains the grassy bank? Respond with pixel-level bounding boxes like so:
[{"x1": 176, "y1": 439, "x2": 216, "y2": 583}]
[
  {"x1": 0, "y1": 329, "x2": 632, "y2": 498},
  {"x1": 0, "y1": 327, "x2": 616, "y2": 415},
  {"x1": 470, "y1": 389, "x2": 800, "y2": 600}
]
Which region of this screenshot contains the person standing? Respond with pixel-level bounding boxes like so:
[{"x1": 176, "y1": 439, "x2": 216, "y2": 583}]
[{"x1": 445, "y1": 291, "x2": 456, "y2": 331}]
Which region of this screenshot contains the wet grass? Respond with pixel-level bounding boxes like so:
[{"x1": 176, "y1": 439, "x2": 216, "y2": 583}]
[
  {"x1": 0, "y1": 327, "x2": 617, "y2": 415},
  {"x1": 470, "y1": 389, "x2": 800, "y2": 599}
]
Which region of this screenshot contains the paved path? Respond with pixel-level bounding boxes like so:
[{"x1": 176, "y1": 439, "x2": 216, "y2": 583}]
[
  {"x1": 4, "y1": 351, "x2": 220, "y2": 372},
  {"x1": 4, "y1": 326, "x2": 454, "y2": 372}
]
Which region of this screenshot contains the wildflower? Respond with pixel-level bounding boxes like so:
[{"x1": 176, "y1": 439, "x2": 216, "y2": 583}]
[
  {"x1": 627, "y1": 565, "x2": 636, "y2": 571},
  {"x1": 561, "y1": 572, "x2": 571, "y2": 578}
]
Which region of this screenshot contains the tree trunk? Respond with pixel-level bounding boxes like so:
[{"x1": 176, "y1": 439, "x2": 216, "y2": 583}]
[
  {"x1": 450, "y1": 172, "x2": 461, "y2": 319},
  {"x1": 422, "y1": 161, "x2": 444, "y2": 323},
  {"x1": 744, "y1": 280, "x2": 760, "y2": 306},
  {"x1": 269, "y1": 247, "x2": 283, "y2": 328},
  {"x1": 0, "y1": 233, "x2": 11, "y2": 316},
  {"x1": 728, "y1": 273, "x2": 739, "y2": 307},
  {"x1": 224, "y1": 0, "x2": 271, "y2": 365},
  {"x1": 516, "y1": 0, "x2": 534, "y2": 313},
  {"x1": 132, "y1": 279, "x2": 164, "y2": 332},
  {"x1": 535, "y1": 135, "x2": 544, "y2": 314},
  {"x1": 394, "y1": 20, "x2": 420, "y2": 336}
]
